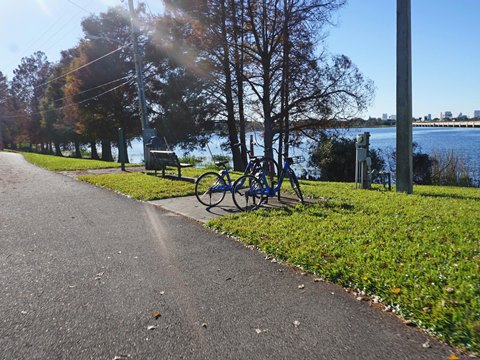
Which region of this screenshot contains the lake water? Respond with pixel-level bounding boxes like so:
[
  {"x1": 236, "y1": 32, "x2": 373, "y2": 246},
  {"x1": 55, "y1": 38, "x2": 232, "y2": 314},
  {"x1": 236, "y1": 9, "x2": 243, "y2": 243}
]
[{"x1": 124, "y1": 127, "x2": 479, "y2": 178}]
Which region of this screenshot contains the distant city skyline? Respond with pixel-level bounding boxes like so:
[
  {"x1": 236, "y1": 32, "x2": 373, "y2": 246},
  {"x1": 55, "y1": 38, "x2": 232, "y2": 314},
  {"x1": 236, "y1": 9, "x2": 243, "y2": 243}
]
[
  {"x1": 377, "y1": 109, "x2": 480, "y2": 121},
  {"x1": 1, "y1": 0, "x2": 479, "y2": 119}
]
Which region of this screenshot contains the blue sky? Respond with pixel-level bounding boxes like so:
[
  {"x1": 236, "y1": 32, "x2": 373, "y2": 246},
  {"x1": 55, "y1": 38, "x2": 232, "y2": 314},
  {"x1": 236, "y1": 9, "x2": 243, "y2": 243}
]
[
  {"x1": 1, "y1": 0, "x2": 479, "y2": 119},
  {"x1": 327, "y1": 0, "x2": 480, "y2": 118}
]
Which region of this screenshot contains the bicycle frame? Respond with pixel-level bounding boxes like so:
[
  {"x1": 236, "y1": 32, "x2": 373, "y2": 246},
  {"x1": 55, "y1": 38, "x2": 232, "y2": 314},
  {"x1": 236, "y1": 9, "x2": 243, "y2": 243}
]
[
  {"x1": 254, "y1": 158, "x2": 293, "y2": 197},
  {"x1": 209, "y1": 155, "x2": 272, "y2": 193}
]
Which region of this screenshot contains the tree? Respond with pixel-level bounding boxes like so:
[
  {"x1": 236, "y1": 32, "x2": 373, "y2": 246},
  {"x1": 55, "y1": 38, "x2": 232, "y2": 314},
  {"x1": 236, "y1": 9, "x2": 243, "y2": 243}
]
[
  {"x1": 162, "y1": 0, "x2": 248, "y2": 170},
  {"x1": 143, "y1": 14, "x2": 218, "y2": 151},
  {"x1": 0, "y1": 71, "x2": 13, "y2": 149},
  {"x1": 63, "y1": 6, "x2": 141, "y2": 161},
  {"x1": 10, "y1": 52, "x2": 52, "y2": 151},
  {"x1": 162, "y1": 0, "x2": 373, "y2": 170}
]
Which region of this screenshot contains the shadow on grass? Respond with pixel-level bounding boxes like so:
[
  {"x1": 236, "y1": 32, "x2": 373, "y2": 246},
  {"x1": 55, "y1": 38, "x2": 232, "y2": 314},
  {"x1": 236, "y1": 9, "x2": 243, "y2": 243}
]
[{"x1": 418, "y1": 192, "x2": 480, "y2": 202}]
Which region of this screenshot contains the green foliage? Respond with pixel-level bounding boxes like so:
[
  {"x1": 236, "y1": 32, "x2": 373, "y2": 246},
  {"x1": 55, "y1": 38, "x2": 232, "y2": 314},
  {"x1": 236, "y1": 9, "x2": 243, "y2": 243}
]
[
  {"x1": 208, "y1": 181, "x2": 480, "y2": 353},
  {"x1": 309, "y1": 133, "x2": 385, "y2": 181}
]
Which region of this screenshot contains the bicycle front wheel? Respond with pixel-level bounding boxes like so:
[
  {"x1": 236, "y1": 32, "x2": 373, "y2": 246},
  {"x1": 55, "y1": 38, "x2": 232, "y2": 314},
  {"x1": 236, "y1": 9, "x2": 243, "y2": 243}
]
[
  {"x1": 287, "y1": 169, "x2": 304, "y2": 204},
  {"x1": 195, "y1": 172, "x2": 227, "y2": 207},
  {"x1": 232, "y1": 175, "x2": 265, "y2": 211}
]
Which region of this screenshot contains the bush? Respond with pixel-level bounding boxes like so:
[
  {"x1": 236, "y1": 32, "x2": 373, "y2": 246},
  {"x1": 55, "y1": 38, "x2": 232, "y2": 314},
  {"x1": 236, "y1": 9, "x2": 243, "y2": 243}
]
[
  {"x1": 309, "y1": 132, "x2": 385, "y2": 182},
  {"x1": 430, "y1": 150, "x2": 475, "y2": 187},
  {"x1": 386, "y1": 145, "x2": 476, "y2": 187}
]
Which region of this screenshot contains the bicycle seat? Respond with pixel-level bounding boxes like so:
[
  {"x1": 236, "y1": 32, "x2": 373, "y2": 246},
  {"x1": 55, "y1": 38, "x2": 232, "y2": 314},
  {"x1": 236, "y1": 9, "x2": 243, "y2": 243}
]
[{"x1": 215, "y1": 160, "x2": 229, "y2": 167}]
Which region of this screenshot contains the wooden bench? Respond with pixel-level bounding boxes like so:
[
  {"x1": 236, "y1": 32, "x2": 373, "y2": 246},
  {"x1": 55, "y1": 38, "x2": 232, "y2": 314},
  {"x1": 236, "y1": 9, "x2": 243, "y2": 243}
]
[{"x1": 149, "y1": 150, "x2": 193, "y2": 178}]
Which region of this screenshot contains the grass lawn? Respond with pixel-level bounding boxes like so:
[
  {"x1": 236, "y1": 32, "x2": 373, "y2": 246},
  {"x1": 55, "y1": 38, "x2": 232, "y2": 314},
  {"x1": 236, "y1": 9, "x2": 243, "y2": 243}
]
[
  {"x1": 208, "y1": 181, "x2": 480, "y2": 354},
  {"x1": 78, "y1": 172, "x2": 199, "y2": 200},
  {"x1": 20, "y1": 152, "x2": 140, "y2": 171}
]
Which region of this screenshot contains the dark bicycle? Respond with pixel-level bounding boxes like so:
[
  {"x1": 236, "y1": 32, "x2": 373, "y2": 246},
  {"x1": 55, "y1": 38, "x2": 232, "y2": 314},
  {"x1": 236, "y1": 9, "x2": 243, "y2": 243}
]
[{"x1": 231, "y1": 154, "x2": 304, "y2": 211}]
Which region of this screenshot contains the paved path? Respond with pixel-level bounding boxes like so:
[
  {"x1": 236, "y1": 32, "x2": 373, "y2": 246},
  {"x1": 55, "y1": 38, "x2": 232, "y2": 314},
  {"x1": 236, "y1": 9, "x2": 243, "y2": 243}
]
[{"x1": 0, "y1": 152, "x2": 467, "y2": 359}]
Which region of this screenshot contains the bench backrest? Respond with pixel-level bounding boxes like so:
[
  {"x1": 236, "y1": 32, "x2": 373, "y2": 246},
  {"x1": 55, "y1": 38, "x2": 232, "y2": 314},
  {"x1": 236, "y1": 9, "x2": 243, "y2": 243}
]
[{"x1": 150, "y1": 151, "x2": 180, "y2": 166}]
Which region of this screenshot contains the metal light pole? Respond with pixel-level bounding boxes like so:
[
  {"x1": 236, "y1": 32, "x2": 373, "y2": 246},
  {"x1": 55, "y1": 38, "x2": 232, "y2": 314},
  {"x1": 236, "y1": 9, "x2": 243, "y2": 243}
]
[
  {"x1": 128, "y1": 0, "x2": 156, "y2": 168},
  {"x1": 396, "y1": 0, "x2": 413, "y2": 193}
]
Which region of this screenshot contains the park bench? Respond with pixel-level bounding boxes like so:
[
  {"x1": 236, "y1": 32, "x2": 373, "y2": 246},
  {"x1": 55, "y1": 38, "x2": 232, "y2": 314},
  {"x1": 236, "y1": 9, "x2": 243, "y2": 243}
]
[{"x1": 149, "y1": 150, "x2": 193, "y2": 178}]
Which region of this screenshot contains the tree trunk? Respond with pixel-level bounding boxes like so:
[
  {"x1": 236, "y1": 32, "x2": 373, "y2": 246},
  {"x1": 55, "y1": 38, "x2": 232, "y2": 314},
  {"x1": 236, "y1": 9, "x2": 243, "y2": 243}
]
[
  {"x1": 74, "y1": 141, "x2": 82, "y2": 158},
  {"x1": 90, "y1": 141, "x2": 99, "y2": 160},
  {"x1": 282, "y1": 0, "x2": 291, "y2": 161},
  {"x1": 220, "y1": 0, "x2": 242, "y2": 170},
  {"x1": 231, "y1": 0, "x2": 248, "y2": 167},
  {"x1": 54, "y1": 142, "x2": 63, "y2": 156},
  {"x1": 101, "y1": 140, "x2": 113, "y2": 162}
]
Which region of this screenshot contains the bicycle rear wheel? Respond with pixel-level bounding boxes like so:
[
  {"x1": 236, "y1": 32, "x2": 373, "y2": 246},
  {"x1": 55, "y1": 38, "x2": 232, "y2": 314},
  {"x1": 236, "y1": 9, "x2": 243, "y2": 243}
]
[
  {"x1": 232, "y1": 175, "x2": 265, "y2": 211},
  {"x1": 195, "y1": 172, "x2": 227, "y2": 207},
  {"x1": 287, "y1": 169, "x2": 304, "y2": 203}
]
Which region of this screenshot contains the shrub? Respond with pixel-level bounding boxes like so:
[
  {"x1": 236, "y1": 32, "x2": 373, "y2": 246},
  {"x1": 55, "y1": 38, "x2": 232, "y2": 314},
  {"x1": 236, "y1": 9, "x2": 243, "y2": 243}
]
[{"x1": 309, "y1": 132, "x2": 385, "y2": 182}]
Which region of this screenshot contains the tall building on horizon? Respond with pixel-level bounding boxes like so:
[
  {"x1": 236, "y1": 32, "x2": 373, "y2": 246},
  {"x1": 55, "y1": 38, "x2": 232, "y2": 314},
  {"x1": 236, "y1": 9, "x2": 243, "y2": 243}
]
[{"x1": 474, "y1": 110, "x2": 480, "y2": 118}]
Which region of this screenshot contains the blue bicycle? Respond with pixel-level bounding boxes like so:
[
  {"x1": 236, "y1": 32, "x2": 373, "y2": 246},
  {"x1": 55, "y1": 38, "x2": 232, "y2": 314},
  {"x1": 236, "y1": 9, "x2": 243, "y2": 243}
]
[
  {"x1": 195, "y1": 149, "x2": 278, "y2": 207},
  {"x1": 231, "y1": 154, "x2": 304, "y2": 211}
]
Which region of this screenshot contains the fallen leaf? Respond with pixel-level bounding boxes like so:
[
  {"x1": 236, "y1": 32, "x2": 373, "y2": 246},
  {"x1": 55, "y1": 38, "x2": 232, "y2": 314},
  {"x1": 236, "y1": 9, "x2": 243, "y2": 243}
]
[
  {"x1": 404, "y1": 320, "x2": 415, "y2": 327},
  {"x1": 159, "y1": 291, "x2": 165, "y2": 295},
  {"x1": 448, "y1": 354, "x2": 460, "y2": 360},
  {"x1": 201, "y1": 323, "x2": 207, "y2": 328},
  {"x1": 298, "y1": 284, "x2": 305, "y2": 289},
  {"x1": 255, "y1": 328, "x2": 263, "y2": 334},
  {"x1": 293, "y1": 320, "x2": 300, "y2": 328},
  {"x1": 390, "y1": 287, "x2": 401, "y2": 295},
  {"x1": 445, "y1": 287, "x2": 455, "y2": 293},
  {"x1": 113, "y1": 355, "x2": 131, "y2": 360},
  {"x1": 422, "y1": 341, "x2": 431, "y2": 348},
  {"x1": 152, "y1": 311, "x2": 161, "y2": 319},
  {"x1": 95, "y1": 272, "x2": 104, "y2": 280},
  {"x1": 147, "y1": 325, "x2": 158, "y2": 330}
]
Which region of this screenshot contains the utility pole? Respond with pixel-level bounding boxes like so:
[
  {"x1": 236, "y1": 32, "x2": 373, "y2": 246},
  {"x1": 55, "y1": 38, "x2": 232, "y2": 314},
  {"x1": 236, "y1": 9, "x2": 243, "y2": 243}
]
[
  {"x1": 396, "y1": 0, "x2": 413, "y2": 194},
  {"x1": 128, "y1": 0, "x2": 155, "y2": 168}
]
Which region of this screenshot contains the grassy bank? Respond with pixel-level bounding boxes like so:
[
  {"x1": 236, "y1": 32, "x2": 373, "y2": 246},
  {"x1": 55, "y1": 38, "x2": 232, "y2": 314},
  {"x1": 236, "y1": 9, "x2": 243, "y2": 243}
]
[
  {"x1": 78, "y1": 172, "x2": 199, "y2": 200},
  {"x1": 208, "y1": 182, "x2": 480, "y2": 354},
  {"x1": 20, "y1": 152, "x2": 139, "y2": 171}
]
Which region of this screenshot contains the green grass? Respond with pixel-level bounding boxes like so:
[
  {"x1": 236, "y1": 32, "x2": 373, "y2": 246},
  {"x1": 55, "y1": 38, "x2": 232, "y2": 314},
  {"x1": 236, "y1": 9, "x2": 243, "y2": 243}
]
[
  {"x1": 20, "y1": 152, "x2": 140, "y2": 171},
  {"x1": 77, "y1": 167, "x2": 237, "y2": 201},
  {"x1": 78, "y1": 172, "x2": 198, "y2": 200},
  {"x1": 208, "y1": 181, "x2": 480, "y2": 354}
]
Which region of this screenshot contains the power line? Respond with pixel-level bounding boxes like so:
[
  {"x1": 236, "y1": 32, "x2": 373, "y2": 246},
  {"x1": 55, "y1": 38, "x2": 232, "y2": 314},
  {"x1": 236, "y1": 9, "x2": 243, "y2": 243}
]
[
  {"x1": 50, "y1": 75, "x2": 133, "y2": 104},
  {"x1": 34, "y1": 44, "x2": 130, "y2": 90},
  {"x1": 66, "y1": 0, "x2": 94, "y2": 15},
  {"x1": 3, "y1": 78, "x2": 134, "y2": 120}
]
